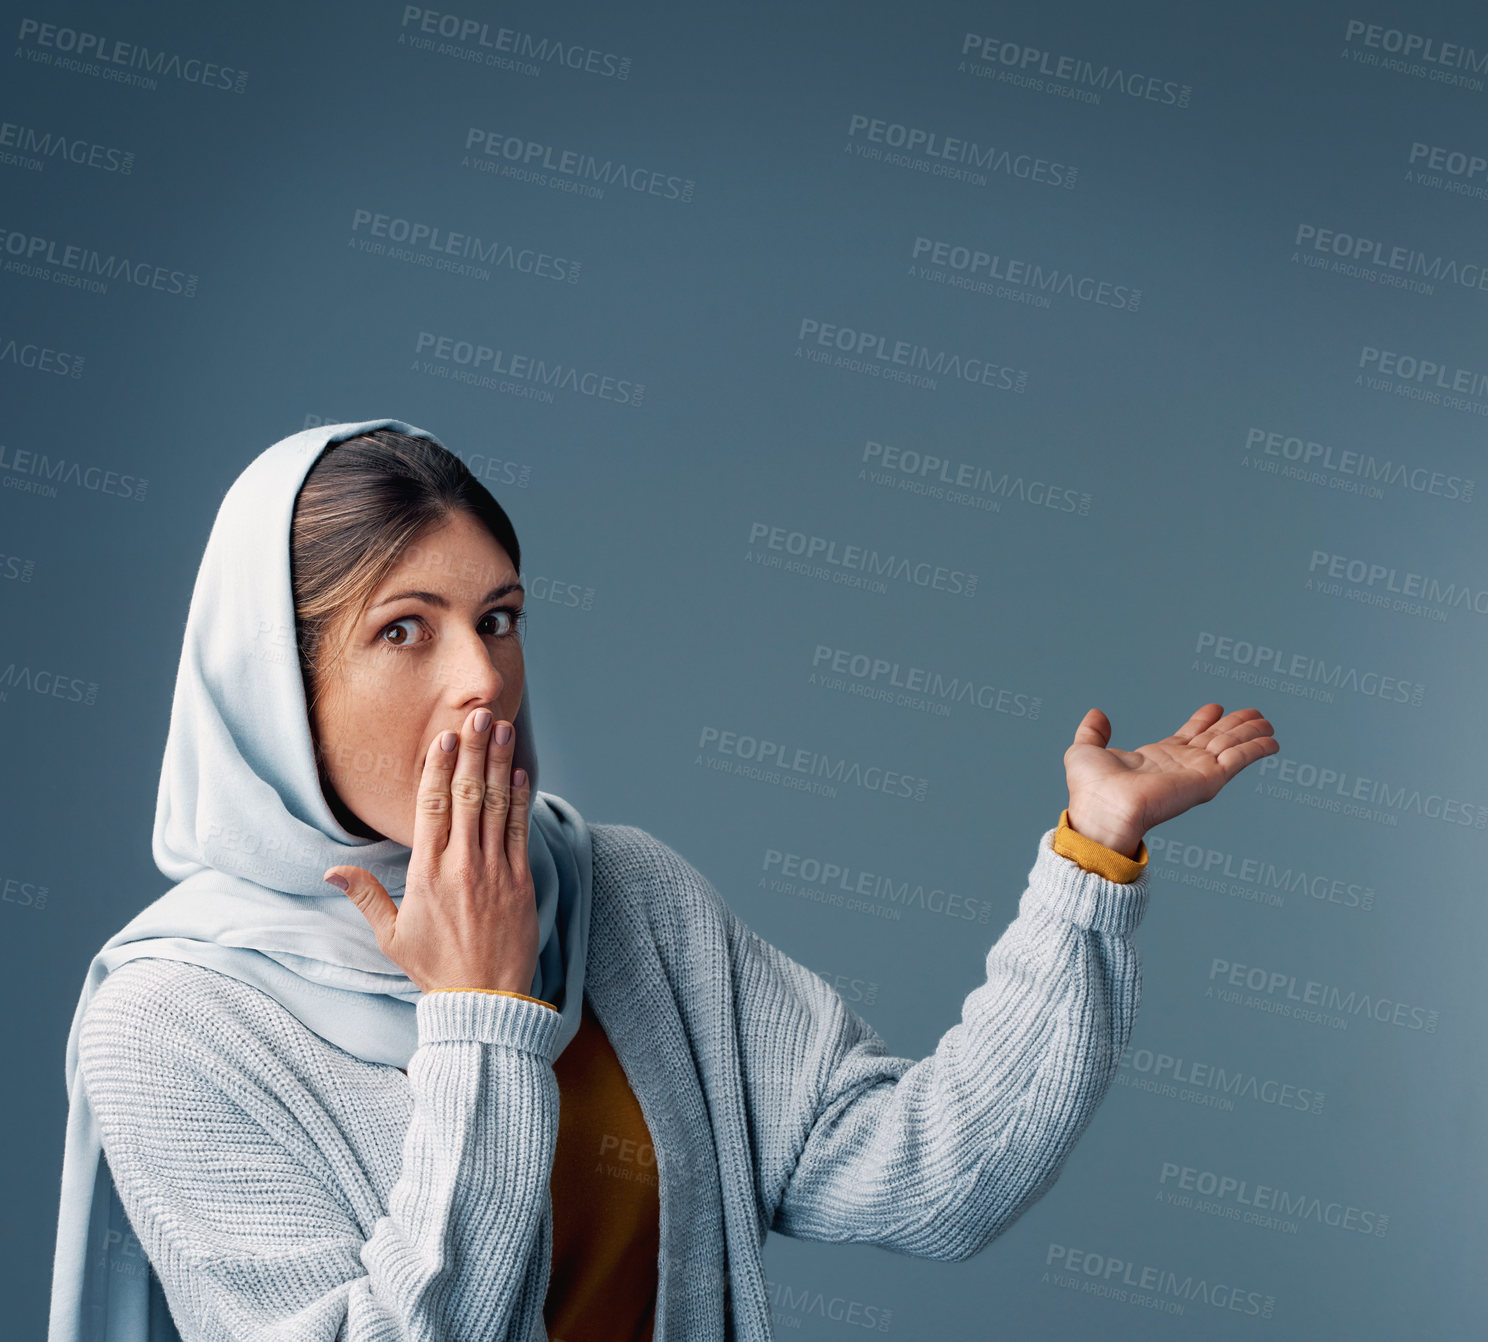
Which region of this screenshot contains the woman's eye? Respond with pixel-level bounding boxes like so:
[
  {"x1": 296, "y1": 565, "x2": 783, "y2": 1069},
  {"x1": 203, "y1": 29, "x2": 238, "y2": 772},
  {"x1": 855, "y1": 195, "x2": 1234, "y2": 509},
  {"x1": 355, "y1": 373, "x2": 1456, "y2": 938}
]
[
  {"x1": 381, "y1": 617, "x2": 422, "y2": 647},
  {"x1": 480, "y1": 608, "x2": 525, "y2": 638}
]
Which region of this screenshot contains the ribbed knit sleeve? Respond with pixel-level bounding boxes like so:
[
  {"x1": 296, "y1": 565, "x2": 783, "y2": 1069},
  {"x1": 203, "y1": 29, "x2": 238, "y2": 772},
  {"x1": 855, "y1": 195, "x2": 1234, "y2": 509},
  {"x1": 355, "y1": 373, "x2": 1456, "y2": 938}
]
[
  {"x1": 75, "y1": 959, "x2": 563, "y2": 1341},
  {"x1": 718, "y1": 825, "x2": 1147, "y2": 1263}
]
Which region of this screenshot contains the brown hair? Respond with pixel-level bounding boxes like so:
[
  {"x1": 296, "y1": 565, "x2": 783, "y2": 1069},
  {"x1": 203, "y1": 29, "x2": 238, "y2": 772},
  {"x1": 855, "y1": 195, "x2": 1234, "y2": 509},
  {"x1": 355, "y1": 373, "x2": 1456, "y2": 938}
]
[{"x1": 289, "y1": 428, "x2": 532, "y2": 805}]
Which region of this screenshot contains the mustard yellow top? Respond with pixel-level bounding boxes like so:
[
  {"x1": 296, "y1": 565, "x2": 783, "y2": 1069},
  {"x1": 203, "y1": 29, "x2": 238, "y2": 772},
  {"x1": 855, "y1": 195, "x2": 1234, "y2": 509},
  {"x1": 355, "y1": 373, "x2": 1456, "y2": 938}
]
[
  {"x1": 544, "y1": 994, "x2": 660, "y2": 1342},
  {"x1": 1051, "y1": 808, "x2": 1149, "y2": 883}
]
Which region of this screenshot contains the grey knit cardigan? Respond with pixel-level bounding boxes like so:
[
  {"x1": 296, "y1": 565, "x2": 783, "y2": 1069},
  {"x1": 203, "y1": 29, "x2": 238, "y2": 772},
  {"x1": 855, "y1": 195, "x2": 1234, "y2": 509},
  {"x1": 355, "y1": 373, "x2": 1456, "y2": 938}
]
[{"x1": 76, "y1": 820, "x2": 1148, "y2": 1341}]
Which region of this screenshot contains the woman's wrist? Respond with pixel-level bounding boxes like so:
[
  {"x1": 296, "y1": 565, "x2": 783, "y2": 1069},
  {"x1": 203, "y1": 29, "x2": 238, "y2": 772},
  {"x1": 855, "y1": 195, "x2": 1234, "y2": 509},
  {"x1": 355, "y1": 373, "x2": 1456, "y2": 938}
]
[{"x1": 1063, "y1": 803, "x2": 1143, "y2": 860}]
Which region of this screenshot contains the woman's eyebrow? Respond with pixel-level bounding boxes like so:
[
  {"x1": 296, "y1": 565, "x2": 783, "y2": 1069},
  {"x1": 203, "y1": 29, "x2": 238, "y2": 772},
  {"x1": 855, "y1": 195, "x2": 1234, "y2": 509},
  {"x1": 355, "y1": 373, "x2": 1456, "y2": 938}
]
[{"x1": 370, "y1": 582, "x2": 524, "y2": 611}]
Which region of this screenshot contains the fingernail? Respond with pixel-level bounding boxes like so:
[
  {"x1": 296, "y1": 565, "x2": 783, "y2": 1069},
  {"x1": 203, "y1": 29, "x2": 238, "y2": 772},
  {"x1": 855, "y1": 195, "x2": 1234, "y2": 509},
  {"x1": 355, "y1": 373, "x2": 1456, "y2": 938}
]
[
  {"x1": 494, "y1": 720, "x2": 512, "y2": 745},
  {"x1": 440, "y1": 731, "x2": 458, "y2": 752},
  {"x1": 473, "y1": 709, "x2": 492, "y2": 732},
  {"x1": 324, "y1": 874, "x2": 349, "y2": 891},
  {"x1": 513, "y1": 768, "x2": 526, "y2": 787}
]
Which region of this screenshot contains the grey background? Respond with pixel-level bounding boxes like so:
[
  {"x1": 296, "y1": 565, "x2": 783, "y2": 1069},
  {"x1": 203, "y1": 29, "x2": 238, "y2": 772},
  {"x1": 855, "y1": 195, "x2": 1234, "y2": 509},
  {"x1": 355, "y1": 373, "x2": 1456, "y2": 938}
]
[{"x1": 4, "y1": 0, "x2": 1485, "y2": 1336}]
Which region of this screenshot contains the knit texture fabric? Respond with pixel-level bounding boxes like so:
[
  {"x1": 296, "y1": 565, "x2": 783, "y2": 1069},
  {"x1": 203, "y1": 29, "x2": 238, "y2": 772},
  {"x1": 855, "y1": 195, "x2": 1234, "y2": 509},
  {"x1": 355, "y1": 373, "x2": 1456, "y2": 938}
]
[{"x1": 76, "y1": 820, "x2": 1148, "y2": 1341}]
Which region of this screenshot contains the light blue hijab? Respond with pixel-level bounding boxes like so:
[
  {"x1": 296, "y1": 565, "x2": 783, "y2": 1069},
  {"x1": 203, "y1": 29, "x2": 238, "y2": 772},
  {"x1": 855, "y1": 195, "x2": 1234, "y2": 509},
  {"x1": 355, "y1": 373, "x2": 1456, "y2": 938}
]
[{"x1": 47, "y1": 418, "x2": 593, "y2": 1342}]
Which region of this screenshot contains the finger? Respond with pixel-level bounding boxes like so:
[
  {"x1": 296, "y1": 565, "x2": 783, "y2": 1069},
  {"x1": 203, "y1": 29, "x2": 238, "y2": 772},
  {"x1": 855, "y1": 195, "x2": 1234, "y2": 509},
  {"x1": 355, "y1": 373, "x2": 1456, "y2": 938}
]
[
  {"x1": 1213, "y1": 734, "x2": 1281, "y2": 778},
  {"x1": 1169, "y1": 703, "x2": 1224, "y2": 743},
  {"x1": 504, "y1": 765, "x2": 532, "y2": 876},
  {"x1": 1190, "y1": 707, "x2": 1268, "y2": 748},
  {"x1": 1070, "y1": 708, "x2": 1112, "y2": 750},
  {"x1": 449, "y1": 707, "x2": 493, "y2": 858},
  {"x1": 1203, "y1": 715, "x2": 1276, "y2": 752},
  {"x1": 412, "y1": 726, "x2": 460, "y2": 858},
  {"x1": 325, "y1": 867, "x2": 399, "y2": 947},
  {"x1": 480, "y1": 717, "x2": 516, "y2": 857}
]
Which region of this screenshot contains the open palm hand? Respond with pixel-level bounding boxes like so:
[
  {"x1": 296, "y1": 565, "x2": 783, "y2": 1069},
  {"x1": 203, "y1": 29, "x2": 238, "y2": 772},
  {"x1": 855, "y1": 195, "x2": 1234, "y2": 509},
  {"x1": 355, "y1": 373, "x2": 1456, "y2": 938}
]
[{"x1": 1064, "y1": 703, "x2": 1279, "y2": 854}]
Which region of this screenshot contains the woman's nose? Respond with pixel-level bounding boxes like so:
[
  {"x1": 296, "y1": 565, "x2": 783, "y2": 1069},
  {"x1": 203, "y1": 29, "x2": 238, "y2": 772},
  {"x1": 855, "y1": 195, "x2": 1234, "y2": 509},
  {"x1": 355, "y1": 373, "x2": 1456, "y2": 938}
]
[{"x1": 435, "y1": 630, "x2": 503, "y2": 703}]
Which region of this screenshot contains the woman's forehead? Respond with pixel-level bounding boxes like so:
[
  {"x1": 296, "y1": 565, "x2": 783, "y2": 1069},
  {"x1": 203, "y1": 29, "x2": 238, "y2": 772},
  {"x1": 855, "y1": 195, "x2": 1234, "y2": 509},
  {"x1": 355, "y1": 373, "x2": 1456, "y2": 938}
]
[{"x1": 373, "y1": 516, "x2": 519, "y2": 603}]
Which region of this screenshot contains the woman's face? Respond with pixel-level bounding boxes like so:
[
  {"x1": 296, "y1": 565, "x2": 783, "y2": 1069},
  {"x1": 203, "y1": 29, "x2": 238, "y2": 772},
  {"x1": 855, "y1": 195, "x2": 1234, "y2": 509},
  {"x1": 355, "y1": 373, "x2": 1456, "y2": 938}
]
[{"x1": 309, "y1": 509, "x2": 525, "y2": 847}]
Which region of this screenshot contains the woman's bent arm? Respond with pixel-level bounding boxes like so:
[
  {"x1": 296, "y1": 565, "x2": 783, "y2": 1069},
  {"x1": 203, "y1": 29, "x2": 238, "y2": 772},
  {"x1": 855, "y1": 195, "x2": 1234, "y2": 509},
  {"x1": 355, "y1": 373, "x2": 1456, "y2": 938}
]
[
  {"x1": 714, "y1": 826, "x2": 1148, "y2": 1262},
  {"x1": 77, "y1": 962, "x2": 561, "y2": 1342}
]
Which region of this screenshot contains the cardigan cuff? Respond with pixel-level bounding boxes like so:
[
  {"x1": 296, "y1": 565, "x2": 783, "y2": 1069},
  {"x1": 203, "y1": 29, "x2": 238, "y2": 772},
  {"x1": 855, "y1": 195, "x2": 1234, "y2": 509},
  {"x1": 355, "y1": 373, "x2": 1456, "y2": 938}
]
[
  {"x1": 416, "y1": 987, "x2": 564, "y2": 1060},
  {"x1": 1023, "y1": 825, "x2": 1150, "y2": 936},
  {"x1": 426, "y1": 987, "x2": 560, "y2": 1013}
]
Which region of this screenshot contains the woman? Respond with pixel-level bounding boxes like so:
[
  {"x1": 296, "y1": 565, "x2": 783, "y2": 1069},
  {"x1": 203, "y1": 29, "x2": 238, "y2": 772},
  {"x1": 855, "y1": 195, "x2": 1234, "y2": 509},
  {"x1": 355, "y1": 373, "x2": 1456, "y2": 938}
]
[{"x1": 48, "y1": 418, "x2": 1278, "y2": 1342}]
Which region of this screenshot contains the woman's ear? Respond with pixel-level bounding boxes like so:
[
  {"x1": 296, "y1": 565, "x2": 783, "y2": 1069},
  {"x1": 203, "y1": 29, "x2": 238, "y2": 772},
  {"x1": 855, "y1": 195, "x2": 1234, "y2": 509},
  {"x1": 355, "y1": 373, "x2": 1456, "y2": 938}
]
[{"x1": 513, "y1": 690, "x2": 538, "y2": 794}]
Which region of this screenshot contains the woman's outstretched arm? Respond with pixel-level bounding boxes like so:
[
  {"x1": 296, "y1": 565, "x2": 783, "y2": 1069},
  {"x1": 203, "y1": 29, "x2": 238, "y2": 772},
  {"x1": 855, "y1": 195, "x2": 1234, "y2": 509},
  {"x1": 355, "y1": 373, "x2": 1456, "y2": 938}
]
[
  {"x1": 719, "y1": 824, "x2": 1145, "y2": 1260},
  {"x1": 77, "y1": 959, "x2": 562, "y2": 1342},
  {"x1": 714, "y1": 703, "x2": 1278, "y2": 1259}
]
